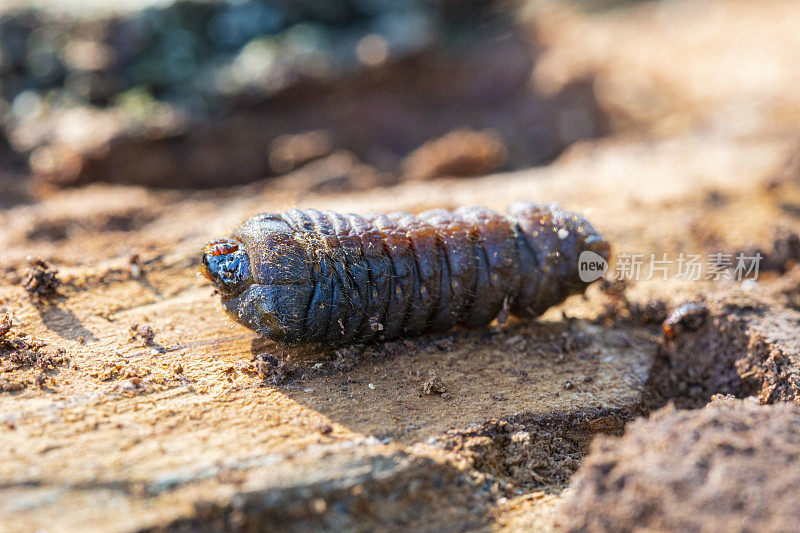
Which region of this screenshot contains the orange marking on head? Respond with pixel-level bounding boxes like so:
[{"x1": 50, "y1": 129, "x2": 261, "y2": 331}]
[{"x1": 203, "y1": 239, "x2": 239, "y2": 256}]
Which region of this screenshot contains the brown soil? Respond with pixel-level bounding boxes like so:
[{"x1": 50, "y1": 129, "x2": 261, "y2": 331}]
[
  {"x1": 439, "y1": 404, "x2": 641, "y2": 490},
  {"x1": 559, "y1": 399, "x2": 800, "y2": 533},
  {"x1": 646, "y1": 291, "x2": 800, "y2": 409}
]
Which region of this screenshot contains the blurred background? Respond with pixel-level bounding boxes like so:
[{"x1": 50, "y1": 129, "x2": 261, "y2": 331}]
[
  {"x1": 2, "y1": 0, "x2": 800, "y2": 243},
  {"x1": 0, "y1": 0, "x2": 617, "y2": 202}
]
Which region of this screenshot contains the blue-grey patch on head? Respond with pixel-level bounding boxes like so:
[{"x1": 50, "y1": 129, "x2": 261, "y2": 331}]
[{"x1": 202, "y1": 240, "x2": 253, "y2": 298}]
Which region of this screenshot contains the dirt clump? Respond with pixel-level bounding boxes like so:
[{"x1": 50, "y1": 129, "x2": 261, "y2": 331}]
[
  {"x1": 646, "y1": 292, "x2": 800, "y2": 409},
  {"x1": 0, "y1": 318, "x2": 68, "y2": 393},
  {"x1": 559, "y1": 400, "x2": 800, "y2": 532},
  {"x1": 254, "y1": 354, "x2": 298, "y2": 387},
  {"x1": 1, "y1": 333, "x2": 50, "y2": 370},
  {"x1": 0, "y1": 313, "x2": 11, "y2": 338},
  {"x1": 22, "y1": 257, "x2": 60, "y2": 301},
  {"x1": 421, "y1": 371, "x2": 447, "y2": 395},
  {"x1": 130, "y1": 323, "x2": 156, "y2": 345},
  {"x1": 402, "y1": 129, "x2": 509, "y2": 181}
]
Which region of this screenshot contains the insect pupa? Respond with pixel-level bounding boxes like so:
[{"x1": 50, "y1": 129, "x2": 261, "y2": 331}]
[{"x1": 202, "y1": 202, "x2": 610, "y2": 346}]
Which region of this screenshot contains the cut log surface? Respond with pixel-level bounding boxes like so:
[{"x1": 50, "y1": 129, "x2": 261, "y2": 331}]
[{"x1": 0, "y1": 129, "x2": 792, "y2": 531}]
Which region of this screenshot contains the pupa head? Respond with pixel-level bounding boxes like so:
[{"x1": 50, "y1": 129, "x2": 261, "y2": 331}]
[{"x1": 200, "y1": 239, "x2": 253, "y2": 298}]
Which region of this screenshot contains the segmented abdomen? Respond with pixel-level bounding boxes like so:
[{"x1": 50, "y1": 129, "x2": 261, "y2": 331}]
[{"x1": 232, "y1": 202, "x2": 608, "y2": 345}]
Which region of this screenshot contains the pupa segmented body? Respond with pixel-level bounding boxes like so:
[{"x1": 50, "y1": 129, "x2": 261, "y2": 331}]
[{"x1": 201, "y1": 202, "x2": 610, "y2": 345}]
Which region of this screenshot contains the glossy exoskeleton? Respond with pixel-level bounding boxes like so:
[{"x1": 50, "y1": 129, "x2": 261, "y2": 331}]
[{"x1": 202, "y1": 202, "x2": 610, "y2": 345}]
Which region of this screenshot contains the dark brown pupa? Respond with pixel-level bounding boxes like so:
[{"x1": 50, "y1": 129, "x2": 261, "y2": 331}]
[{"x1": 201, "y1": 202, "x2": 610, "y2": 346}]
